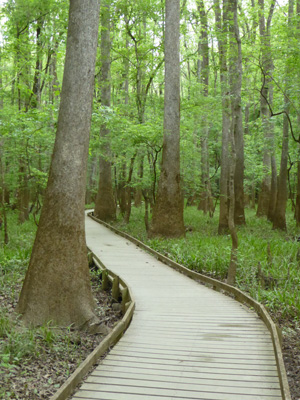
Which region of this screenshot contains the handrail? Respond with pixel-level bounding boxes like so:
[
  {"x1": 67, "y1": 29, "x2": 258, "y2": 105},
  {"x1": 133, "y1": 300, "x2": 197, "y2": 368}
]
[
  {"x1": 50, "y1": 247, "x2": 135, "y2": 400},
  {"x1": 88, "y1": 211, "x2": 291, "y2": 400}
]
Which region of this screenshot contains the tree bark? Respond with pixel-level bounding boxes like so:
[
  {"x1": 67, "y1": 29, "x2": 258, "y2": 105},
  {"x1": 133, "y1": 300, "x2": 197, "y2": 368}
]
[
  {"x1": 0, "y1": 146, "x2": 8, "y2": 245},
  {"x1": 256, "y1": 0, "x2": 276, "y2": 218},
  {"x1": 197, "y1": 0, "x2": 213, "y2": 216},
  {"x1": 229, "y1": 2, "x2": 245, "y2": 226},
  {"x1": 149, "y1": 0, "x2": 185, "y2": 238},
  {"x1": 94, "y1": 1, "x2": 116, "y2": 222},
  {"x1": 17, "y1": 0, "x2": 100, "y2": 328},
  {"x1": 273, "y1": 112, "x2": 289, "y2": 230},
  {"x1": 30, "y1": 19, "x2": 44, "y2": 108},
  {"x1": 214, "y1": 0, "x2": 231, "y2": 234},
  {"x1": 227, "y1": 0, "x2": 239, "y2": 285},
  {"x1": 272, "y1": 0, "x2": 293, "y2": 230},
  {"x1": 17, "y1": 158, "x2": 30, "y2": 224}
]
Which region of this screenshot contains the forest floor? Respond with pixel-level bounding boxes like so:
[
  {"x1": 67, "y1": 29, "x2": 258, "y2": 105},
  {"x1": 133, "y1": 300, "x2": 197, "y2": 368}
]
[
  {"x1": 0, "y1": 272, "x2": 121, "y2": 400},
  {"x1": 274, "y1": 311, "x2": 300, "y2": 400}
]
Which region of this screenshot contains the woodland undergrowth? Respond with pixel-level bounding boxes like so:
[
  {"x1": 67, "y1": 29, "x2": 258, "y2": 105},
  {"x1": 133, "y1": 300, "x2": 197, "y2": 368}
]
[{"x1": 112, "y1": 204, "x2": 300, "y2": 327}]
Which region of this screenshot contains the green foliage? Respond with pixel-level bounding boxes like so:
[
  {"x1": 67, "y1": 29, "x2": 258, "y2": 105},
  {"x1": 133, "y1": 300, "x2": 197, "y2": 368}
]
[{"x1": 112, "y1": 205, "x2": 300, "y2": 321}]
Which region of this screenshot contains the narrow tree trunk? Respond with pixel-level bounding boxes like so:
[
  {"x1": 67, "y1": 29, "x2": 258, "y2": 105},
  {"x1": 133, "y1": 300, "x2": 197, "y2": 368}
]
[
  {"x1": 256, "y1": 0, "x2": 276, "y2": 218},
  {"x1": 231, "y1": 7, "x2": 245, "y2": 226},
  {"x1": 94, "y1": 1, "x2": 116, "y2": 222},
  {"x1": 214, "y1": 0, "x2": 231, "y2": 234},
  {"x1": 134, "y1": 157, "x2": 143, "y2": 207},
  {"x1": 272, "y1": 0, "x2": 292, "y2": 231},
  {"x1": 273, "y1": 112, "x2": 289, "y2": 230},
  {"x1": 0, "y1": 143, "x2": 8, "y2": 245},
  {"x1": 86, "y1": 156, "x2": 98, "y2": 204},
  {"x1": 197, "y1": 0, "x2": 213, "y2": 215},
  {"x1": 267, "y1": 153, "x2": 277, "y2": 221},
  {"x1": 227, "y1": 0, "x2": 239, "y2": 285},
  {"x1": 30, "y1": 19, "x2": 44, "y2": 108},
  {"x1": 17, "y1": 158, "x2": 30, "y2": 224},
  {"x1": 295, "y1": 145, "x2": 300, "y2": 226},
  {"x1": 17, "y1": 0, "x2": 100, "y2": 328},
  {"x1": 149, "y1": 0, "x2": 185, "y2": 238},
  {"x1": 124, "y1": 153, "x2": 137, "y2": 224},
  {"x1": 117, "y1": 160, "x2": 127, "y2": 215}
]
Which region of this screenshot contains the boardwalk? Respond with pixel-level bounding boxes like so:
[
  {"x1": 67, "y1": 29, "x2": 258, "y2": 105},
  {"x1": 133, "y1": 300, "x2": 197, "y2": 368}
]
[{"x1": 72, "y1": 215, "x2": 282, "y2": 400}]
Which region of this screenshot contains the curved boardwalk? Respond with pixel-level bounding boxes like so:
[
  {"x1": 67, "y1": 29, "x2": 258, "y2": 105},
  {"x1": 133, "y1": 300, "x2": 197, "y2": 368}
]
[{"x1": 72, "y1": 215, "x2": 282, "y2": 400}]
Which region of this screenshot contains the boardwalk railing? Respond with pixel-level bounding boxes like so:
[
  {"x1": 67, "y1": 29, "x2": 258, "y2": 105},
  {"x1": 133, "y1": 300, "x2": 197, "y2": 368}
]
[
  {"x1": 88, "y1": 211, "x2": 291, "y2": 400},
  {"x1": 50, "y1": 249, "x2": 135, "y2": 400}
]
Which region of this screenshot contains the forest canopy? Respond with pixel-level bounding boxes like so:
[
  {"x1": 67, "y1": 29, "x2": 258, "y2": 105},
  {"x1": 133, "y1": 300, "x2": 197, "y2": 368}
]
[{"x1": 0, "y1": 0, "x2": 299, "y2": 235}]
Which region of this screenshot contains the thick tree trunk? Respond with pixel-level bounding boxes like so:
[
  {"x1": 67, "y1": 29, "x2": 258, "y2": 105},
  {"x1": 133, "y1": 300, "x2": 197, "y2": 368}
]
[
  {"x1": 17, "y1": 0, "x2": 100, "y2": 328},
  {"x1": 94, "y1": 2, "x2": 116, "y2": 222},
  {"x1": 149, "y1": 0, "x2": 185, "y2": 238}
]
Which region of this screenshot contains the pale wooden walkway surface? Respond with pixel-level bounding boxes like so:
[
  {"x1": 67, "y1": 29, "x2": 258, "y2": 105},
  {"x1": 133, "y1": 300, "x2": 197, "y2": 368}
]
[{"x1": 72, "y1": 215, "x2": 282, "y2": 400}]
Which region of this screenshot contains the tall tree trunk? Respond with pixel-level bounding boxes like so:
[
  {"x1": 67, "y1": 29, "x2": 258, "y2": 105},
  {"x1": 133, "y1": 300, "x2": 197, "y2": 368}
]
[
  {"x1": 273, "y1": 112, "x2": 289, "y2": 230},
  {"x1": 256, "y1": 0, "x2": 276, "y2": 218},
  {"x1": 134, "y1": 157, "x2": 143, "y2": 207},
  {"x1": 149, "y1": 0, "x2": 185, "y2": 238},
  {"x1": 0, "y1": 49, "x2": 3, "y2": 109},
  {"x1": 272, "y1": 0, "x2": 293, "y2": 230},
  {"x1": 295, "y1": 0, "x2": 300, "y2": 226},
  {"x1": 124, "y1": 152, "x2": 137, "y2": 224},
  {"x1": 0, "y1": 146, "x2": 8, "y2": 245},
  {"x1": 197, "y1": 0, "x2": 213, "y2": 215},
  {"x1": 86, "y1": 156, "x2": 98, "y2": 205},
  {"x1": 214, "y1": 0, "x2": 231, "y2": 234},
  {"x1": 17, "y1": 0, "x2": 100, "y2": 328},
  {"x1": 230, "y1": 2, "x2": 245, "y2": 226},
  {"x1": 295, "y1": 144, "x2": 300, "y2": 226},
  {"x1": 94, "y1": 1, "x2": 116, "y2": 222},
  {"x1": 267, "y1": 152, "x2": 277, "y2": 221},
  {"x1": 17, "y1": 158, "x2": 30, "y2": 224},
  {"x1": 227, "y1": 0, "x2": 240, "y2": 284},
  {"x1": 30, "y1": 19, "x2": 44, "y2": 108}
]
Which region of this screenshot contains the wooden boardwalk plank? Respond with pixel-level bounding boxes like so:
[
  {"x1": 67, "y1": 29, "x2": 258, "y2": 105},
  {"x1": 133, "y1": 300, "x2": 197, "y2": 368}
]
[
  {"x1": 89, "y1": 370, "x2": 281, "y2": 389},
  {"x1": 83, "y1": 376, "x2": 282, "y2": 396},
  {"x1": 70, "y1": 215, "x2": 284, "y2": 400}
]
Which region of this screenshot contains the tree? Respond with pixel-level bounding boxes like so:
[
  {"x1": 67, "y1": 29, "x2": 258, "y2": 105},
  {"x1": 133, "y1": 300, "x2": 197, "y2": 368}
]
[
  {"x1": 214, "y1": 0, "x2": 231, "y2": 234},
  {"x1": 197, "y1": 0, "x2": 214, "y2": 216},
  {"x1": 94, "y1": 1, "x2": 116, "y2": 222},
  {"x1": 227, "y1": 0, "x2": 239, "y2": 284},
  {"x1": 256, "y1": 0, "x2": 276, "y2": 219},
  {"x1": 16, "y1": 0, "x2": 100, "y2": 328},
  {"x1": 272, "y1": 0, "x2": 293, "y2": 231},
  {"x1": 149, "y1": 0, "x2": 185, "y2": 238},
  {"x1": 230, "y1": 0, "x2": 245, "y2": 226}
]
